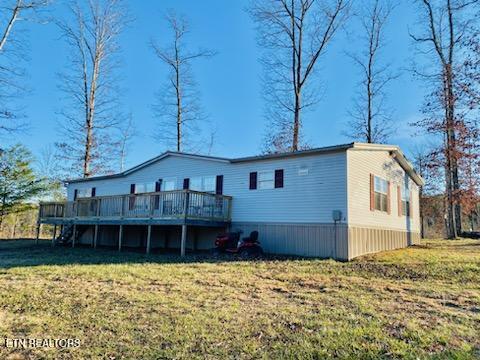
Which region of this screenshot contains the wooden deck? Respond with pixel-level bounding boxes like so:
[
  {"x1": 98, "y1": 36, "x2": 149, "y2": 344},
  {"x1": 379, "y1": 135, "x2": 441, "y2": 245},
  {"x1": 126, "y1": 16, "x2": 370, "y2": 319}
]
[{"x1": 39, "y1": 190, "x2": 232, "y2": 227}]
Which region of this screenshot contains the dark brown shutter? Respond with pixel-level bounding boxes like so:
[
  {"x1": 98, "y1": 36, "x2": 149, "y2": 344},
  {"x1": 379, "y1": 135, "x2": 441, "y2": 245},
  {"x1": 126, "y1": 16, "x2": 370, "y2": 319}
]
[
  {"x1": 183, "y1": 178, "x2": 190, "y2": 190},
  {"x1": 216, "y1": 175, "x2": 223, "y2": 195},
  {"x1": 249, "y1": 172, "x2": 257, "y2": 190},
  {"x1": 91, "y1": 187, "x2": 96, "y2": 197},
  {"x1": 73, "y1": 189, "x2": 78, "y2": 201},
  {"x1": 129, "y1": 184, "x2": 136, "y2": 210},
  {"x1": 370, "y1": 174, "x2": 375, "y2": 211},
  {"x1": 154, "y1": 179, "x2": 162, "y2": 209},
  {"x1": 274, "y1": 169, "x2": 284, "y2": 188}
]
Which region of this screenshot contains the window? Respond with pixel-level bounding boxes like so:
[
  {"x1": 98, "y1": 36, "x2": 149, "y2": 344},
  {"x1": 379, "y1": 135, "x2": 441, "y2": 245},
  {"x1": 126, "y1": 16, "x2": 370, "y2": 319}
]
[
  {"x1": 161, "y1": 178, "x2": 176, "y2": 191},
  {"x1": 203, "y1": 176, "x2": 216, "y2": 192},
  {"x1": 190, "y1": 177, "x2": 202, "y2": 191},
  {"x1": 374, "y1": 176, "x2": 389, "y2": 212},
  {"x1": 135, "y1": 182, "x2": 155, "y2": 194},
  {"x1": 401, "y1": 185, "x2": 411, "y2": 217},
  {"x1": 258, "y1": 171, "x2": 274, "y2": 189},
  {"x1": 190, "y1": 176, "x2": 216, "y2": 192},
  {"x1": 77, "y1": 188, "x2": 93, "y2": 198},
  {"x1": 250, "y1": 170, "x2": 283, "y2": 190}
]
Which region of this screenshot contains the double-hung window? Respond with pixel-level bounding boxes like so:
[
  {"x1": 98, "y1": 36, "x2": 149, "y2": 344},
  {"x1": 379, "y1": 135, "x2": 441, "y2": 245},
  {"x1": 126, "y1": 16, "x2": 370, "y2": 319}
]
[
  {"x1": 161, "y1": 178, "x2": 176, "y2": 191},
  {"x1": 77, "y1": 188, "x2": 93, "y2": 198},
  {"x1": 190, "y1": 176, "x2": 216, "y2": 193},
  {"x1": 401, "y1": 185, "x2": 411, "y2": 217},
  {"x1": 258, "y1": 171, "x2": 274, "y2": 189},
  {"x1": 190, "y1": 177, "x2": 202, "y2": 191},
  {"x1": 135, "y1": 182, "x2": 155, "y2": 194},
  {"x1": 249, "y1": 170, "x2": 284, "y2": 190},
  {"x1": 203, "y1": 176, "x2": 216, "y2": 193},
  {"x1": 374, "y1": 176, "x2": 389, "y2": 212}
]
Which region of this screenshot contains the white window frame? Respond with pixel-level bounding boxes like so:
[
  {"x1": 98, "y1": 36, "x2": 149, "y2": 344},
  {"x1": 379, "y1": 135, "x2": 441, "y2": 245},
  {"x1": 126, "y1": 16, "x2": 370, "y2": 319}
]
[
  {"x1": 190, "y1": 177, "x2": 203, "y2": 191},
  {"x1": 374, "y1": 176, "x2": 388, "y2": 212},
  {"x1": 190, "y1": 175, "x2": 216, "y2": 193},
  {"x1": 401, "y1": 185, "x2": 411, "y2": 217},
  {"x1": 135, "y1": 182, "x2": 156, "y2": 194},
  {"x1": 77, "y1": 188, "x2": 93, "y2": 198},
  {"x1": 258, "y1": 170, "x2": 275, "y2": 190},
  {"x1": 161, "y1": 178, "x2": 177, "y2": 191},
  {"x1": 203, "y1": 176, "x2": 216, "y2": 193}
]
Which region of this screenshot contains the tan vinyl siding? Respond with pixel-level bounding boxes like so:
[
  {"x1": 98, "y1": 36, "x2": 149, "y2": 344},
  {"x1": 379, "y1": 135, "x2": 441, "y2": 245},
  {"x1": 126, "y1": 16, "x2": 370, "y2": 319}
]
[
  {"x1": 348, "y1": 226, "x2": 421, "y2": 259},
  {"x1": 347, "y1": 149, "x2": 420, "y2": 233}
]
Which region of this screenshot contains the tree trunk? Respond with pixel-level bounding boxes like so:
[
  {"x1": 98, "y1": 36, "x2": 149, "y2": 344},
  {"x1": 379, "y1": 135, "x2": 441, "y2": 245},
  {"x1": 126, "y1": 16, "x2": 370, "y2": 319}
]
[
  {"x1": 292, "y1": 91, "x2": 301, "y2": 152},
  {"x1": 82, "y1": 42, "x2": 92, "y2": 178},
  {"x1": 0, "y1": 1, "x2": 20, "y2": 52},
  {"x1": 176, "y1": 72, "x2": 182, "y2": 153},
  {"x1": 453, "y1": 164, "x2": 462, "y2": 235},
  {"x1": 444, "y1": 63, "x2": 459, "y2": 239},
  {"x1": 366, "y1": 50, "x2": 373, "y2": 143},
  {"x1": 175, "y1": 40, "x2": 182, "y2": 153}
]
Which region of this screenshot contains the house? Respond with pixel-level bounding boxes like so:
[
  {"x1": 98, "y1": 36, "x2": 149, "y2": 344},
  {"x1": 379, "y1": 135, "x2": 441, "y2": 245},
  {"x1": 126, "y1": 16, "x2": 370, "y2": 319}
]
[{"x1": 38, "y1": 142, "x2": 424, "y2": 261}]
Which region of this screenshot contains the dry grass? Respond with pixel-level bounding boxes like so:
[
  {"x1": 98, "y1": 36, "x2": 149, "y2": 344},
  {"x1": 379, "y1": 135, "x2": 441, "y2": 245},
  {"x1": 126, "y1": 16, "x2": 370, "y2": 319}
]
[{"x1": 0, "y1": 239, "x2": 479, "y2": 359}]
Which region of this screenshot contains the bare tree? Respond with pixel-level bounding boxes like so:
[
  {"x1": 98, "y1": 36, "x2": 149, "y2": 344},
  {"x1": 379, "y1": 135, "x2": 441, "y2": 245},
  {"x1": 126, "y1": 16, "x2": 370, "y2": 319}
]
[
  {"x1": 411, "y1": 143, "x2": 443, "y2": 238},
  {"x1": 410, "y1": 0, "x2": 479, "y2": 238},
  {"x1": 37, "y1": 144, "x2": 65, "y2": 200},
  {"x1": 0, "y1": 0, "x2": 50, "y2": 135},
  {"x1": 117, "y1": 114, "x2": 135, "y2": 172},
  {"x1": 345, "y1": 0, "x2": 397, "y2": 143},
  {"x1": 151, "y1": 12, "x2": 215, "y2": 153},
  {"x1": 55, "y1": 0, "x2": 127, "y2": 178},
  {"x1": 461, "y1": 15, "x2": 480, "y2": 232},
  {"x1": 249, "y1": 0, "x2": 351, "y2": 153}
]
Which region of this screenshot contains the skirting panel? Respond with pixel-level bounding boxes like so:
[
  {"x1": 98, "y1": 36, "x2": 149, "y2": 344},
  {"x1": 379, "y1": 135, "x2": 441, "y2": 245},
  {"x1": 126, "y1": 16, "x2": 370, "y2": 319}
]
[
  {"x1": 231, "y1": 222, "x2": 349, "y2": 260},
  {"x1": 348, "y1": 227, "x2": 420, "y2": 260}
]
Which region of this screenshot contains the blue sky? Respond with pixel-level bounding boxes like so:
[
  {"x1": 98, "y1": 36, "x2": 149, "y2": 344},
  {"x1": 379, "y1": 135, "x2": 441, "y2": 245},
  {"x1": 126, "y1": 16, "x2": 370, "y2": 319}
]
[{"x1": 10, "y1": 0, "x2": 426, "y2": 170}]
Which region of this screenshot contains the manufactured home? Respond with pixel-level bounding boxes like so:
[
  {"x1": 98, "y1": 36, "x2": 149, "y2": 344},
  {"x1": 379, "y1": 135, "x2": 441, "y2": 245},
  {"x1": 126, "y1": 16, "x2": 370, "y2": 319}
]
[{"x1": 38, "y1": 142, "x2": 424, "y2": 261}]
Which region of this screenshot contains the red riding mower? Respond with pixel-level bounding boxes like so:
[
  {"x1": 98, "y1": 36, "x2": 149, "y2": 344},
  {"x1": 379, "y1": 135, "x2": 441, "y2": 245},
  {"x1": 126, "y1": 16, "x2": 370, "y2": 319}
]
[{"x1": 213, "y1": 230, "x2": 263, "y2": 258}]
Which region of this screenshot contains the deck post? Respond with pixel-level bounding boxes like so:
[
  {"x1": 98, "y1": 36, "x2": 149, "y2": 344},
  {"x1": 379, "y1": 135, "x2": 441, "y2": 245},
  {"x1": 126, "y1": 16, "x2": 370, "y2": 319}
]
[
  {"x1": 96, "y1": 199, "x2": 101, "y2": 217},
  {"x1": 181, "y1": 190, "x2": 190, "y2": 257},
  {"x1": 72, "y1": 223, "x2": 77, "y2": 248},
  {"x1": 35, "y1": 223, "x2": 41, "y2": 245},
  {"x1": 118, "y1": 225, "x2": 123, "y2": 251},
  {"x1": 181, "y1": 224, "x2": 187, "y2": 257},
  {"x1": 51, "y1": 224, "x2": 57, "y2": 247},
  {"x1": 121, "y1": 196, "x2": 125, "y2": 217},
  {"x1": 35, "y1": 205, "x2": 42, "y2": 245},
  {"x1": 93, "y1": 224, "x2": 98, "y2": 248},
  {"x1": 146, "y1": 225, "x2": 152, "y2": 254}
]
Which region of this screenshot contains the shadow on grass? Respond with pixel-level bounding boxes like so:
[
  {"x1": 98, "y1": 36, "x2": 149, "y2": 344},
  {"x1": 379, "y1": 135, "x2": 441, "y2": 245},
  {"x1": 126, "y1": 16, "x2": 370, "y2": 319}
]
[{"x1": 0, "y1": 239, "x2": 314, "y2": 269}]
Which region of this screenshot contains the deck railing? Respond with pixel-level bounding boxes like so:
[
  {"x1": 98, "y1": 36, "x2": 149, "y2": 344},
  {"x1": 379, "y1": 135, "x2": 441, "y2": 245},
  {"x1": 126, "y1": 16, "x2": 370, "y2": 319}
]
[{"x1": 39, "y1": 190, "x2": 232, "y2": 223}]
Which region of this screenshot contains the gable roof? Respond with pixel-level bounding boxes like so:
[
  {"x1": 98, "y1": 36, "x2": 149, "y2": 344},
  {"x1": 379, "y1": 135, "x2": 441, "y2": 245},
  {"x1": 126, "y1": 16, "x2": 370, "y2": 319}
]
[{"x1": 67, "y1": 142, "x2": 424, "y2": 186}]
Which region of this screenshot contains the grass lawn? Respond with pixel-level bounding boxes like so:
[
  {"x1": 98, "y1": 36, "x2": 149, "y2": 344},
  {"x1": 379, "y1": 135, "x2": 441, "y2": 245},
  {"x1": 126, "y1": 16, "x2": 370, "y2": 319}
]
[{"x1": 0, "y1": 239, "x2": 479, "y2": 359}]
